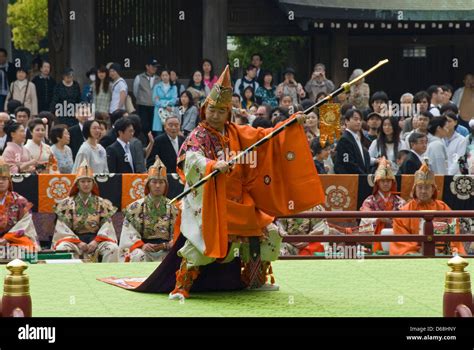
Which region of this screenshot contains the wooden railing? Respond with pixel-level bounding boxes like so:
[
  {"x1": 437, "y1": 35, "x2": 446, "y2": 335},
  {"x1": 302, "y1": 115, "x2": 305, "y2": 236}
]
[{"x1": 278, "y1": 210, "x2": 474, "y2": 259}]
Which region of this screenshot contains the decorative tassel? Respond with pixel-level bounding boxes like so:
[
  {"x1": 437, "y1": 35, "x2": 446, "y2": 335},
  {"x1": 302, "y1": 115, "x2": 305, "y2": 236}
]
[
  {"x1": 48, "y1": 153, "x2": 58, "y2": 173},
  {"x1": 267, "y1": 264, "x2": 275, "y2": 285},
  {"x1": 319, "y1": 103, "x2": 341, "y2": 147}
]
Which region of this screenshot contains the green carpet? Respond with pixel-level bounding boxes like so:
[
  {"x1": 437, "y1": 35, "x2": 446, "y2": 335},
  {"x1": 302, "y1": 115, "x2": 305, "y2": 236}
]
[{"x1": 1, "y1": 258, "x2": 472, "y2": 317}]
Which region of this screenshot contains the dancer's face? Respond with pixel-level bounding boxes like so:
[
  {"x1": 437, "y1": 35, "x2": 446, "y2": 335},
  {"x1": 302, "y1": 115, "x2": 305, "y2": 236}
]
[{"x1": 205, "y1": 105, "x2": 228, "y2": 131}]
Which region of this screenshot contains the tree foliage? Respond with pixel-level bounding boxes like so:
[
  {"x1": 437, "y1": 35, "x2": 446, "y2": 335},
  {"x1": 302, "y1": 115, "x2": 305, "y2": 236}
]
[
  {"x1": 229, "y1": 36, "x2": 307, "y2": 75},
  {"x1": 7, "y1": 0, "x2": 48, "y2": 54}
]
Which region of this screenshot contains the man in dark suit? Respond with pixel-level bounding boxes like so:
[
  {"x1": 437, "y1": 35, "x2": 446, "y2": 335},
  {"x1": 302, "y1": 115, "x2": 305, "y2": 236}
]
[
  {"x1": 0, "y1": 48, "x2": 17, "y2": 111},
  {"x1": 0, "y1": 48, "x2": 17, "y2": 84},
  {"x1": 99, "y1": 127, "x2": 117, "y2": 149},
  {"x1": 334, "y1": 109, "x2": 371, "y2": 174},
  {"x1": 68, "y1": 104, "x2": 90, "y2": 160},
  {"x1": 0, "y1": 112, "x2": 9, "y2": 155},
  {"x1": 251, "y1": 53, "x2": 265, "y2": 86},
  {"x1": 107, "y1": 118, "x2": 145, "y2": 173},
  {"x1": 130, "y1": 137, "x2": 147, "y2": 173},
  {"x1": 100, "y1": 110, "x2": 132, "y2": 150},
  {"x1": 127, "y1": 114, "x2": 148, "y2": 173},
  {"x1": 398, "y1": 132, "x2": 427, "y2": 175},
  {"x1": 147, "y1": 115, "x2": 185, "y2": 173}
]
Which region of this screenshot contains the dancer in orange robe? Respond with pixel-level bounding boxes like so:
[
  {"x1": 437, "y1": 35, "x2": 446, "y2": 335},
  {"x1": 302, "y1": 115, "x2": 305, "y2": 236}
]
[{"x1": 168, "y1": 65, "x2": 325, "y2": 299}]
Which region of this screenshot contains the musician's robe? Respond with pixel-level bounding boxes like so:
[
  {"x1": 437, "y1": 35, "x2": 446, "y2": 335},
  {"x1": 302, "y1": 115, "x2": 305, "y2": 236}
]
[
  {"x1": 0, "y1": 191, "x2": 38, "y2": 250},
  {"x1": 52, "y1": 194, "x2": 119, "y2": 262},
  {"x1": 360, "y1": 191, "x2": 406, "y2": 252},
  {"x1": 119, "y1": 194, "x2": 177, "y2": 262},
  {"x1": 390, "y1": 199, "x2": 466, "y2": 256}
]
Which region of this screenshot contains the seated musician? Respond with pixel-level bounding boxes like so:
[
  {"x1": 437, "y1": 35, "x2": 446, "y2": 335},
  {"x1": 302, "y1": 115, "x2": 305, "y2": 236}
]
[
  {"x1": 119, "y1": 157, "x2": 177, "y2": 262},
  {"x1": 278, "y1": 204, "x2": 339, "y2": 256},
  {"x1": 51, "y1": 160, "x2": 119, "y2": 262},
  {"x1": 390, "y1": 160, "x2": 466, "y2": 256},
  {"x1": 0, "y1": 157, "x2": 39, "y2": 251},
  {"x1": 360, "y1": 157, "x2": 406, "y2": 252}
]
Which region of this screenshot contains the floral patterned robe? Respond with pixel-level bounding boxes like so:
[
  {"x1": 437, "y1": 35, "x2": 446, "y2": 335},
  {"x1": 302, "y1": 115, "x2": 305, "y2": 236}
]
[
  {"x1": 278, "y1": 204, "x2": 329, "y2": 255},
  {"x1": 119, "y1": 195, "x2": 177, "y2": 261},
  {"x1": 360, "y1": 192, "x2": 406, "y2": 252},
  {"x1": 52, "y1": 194, "x2": 118, "y2": 249},
  {"x1": 0, "y1": 191, "x2": 38, "y2": 250}
]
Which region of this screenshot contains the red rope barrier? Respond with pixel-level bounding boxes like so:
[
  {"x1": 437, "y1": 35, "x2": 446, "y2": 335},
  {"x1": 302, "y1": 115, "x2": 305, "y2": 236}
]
[
  {"x1": 279, "y1": 210, "x2": 474, "y2": 219},
  {"x1": 278, "y1": 210, "x2": 474, "y2": 258}
]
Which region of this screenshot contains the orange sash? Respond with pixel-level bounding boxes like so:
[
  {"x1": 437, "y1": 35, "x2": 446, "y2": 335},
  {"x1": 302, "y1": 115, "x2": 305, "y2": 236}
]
[{"x1": 3, "y1": 232, "x2": 36, "y2": 250}]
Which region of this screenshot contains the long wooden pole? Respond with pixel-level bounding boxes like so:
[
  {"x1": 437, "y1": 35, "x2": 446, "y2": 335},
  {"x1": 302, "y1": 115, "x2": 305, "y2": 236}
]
[{"x1": 170, "y1": 59, "x2": 389, "y2": 204}]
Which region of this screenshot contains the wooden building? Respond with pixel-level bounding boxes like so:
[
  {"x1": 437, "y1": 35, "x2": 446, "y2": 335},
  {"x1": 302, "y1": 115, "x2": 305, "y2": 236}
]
[{"x1": 47, "y1": 0, "x2": 474, "y2": 98}]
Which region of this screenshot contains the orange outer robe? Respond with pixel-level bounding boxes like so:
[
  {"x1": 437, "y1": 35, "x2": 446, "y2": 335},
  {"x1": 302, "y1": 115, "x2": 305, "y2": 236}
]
[
  {"x1": 390, "y1": 199, "x2": 466, "y2": 256},
  {"x1": 178, "y1": 116, "x2": 325, "y2": 259}
]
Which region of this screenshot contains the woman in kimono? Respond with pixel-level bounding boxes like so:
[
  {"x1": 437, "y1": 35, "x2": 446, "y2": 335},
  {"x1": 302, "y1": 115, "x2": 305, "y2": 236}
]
[{"x1": 24, "y1": 118, "x2": 59, "y2": 174}]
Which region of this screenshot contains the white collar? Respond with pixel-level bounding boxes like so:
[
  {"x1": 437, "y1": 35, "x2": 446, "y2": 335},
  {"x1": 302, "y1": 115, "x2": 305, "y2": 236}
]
[
  {"x1": 446, "y1": 132, "x2": 460, "y2": 143},
  {"x1": 347, "y1": 128, "x2": 360, "y2": 141},
  {"x1": 0, "y1": 192, "x2": 7, "y2": 205},
  {"x1": 377, "y1": 191, "x2": 392, "y2": 202},
  {"x1": 26, "y1": 139, "x2": 42, "y2": 147},
  {"x1": 167, "y1": 134, "x2": 177, "y2": 142},
  {"x1": 117, "y1": 138, "x2": 129, "y2": 149},
  {"x1": 77, "y1": 192, "x2": 92, "y2": 205},
  {"x1": 411, "y1": 150, "x2": 424, "y2": 162}
]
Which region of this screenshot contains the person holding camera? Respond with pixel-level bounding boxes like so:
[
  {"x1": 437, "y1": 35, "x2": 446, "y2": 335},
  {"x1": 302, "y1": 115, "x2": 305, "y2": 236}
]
[
  {"x1": 305, "y1": 63, "x2": 335, "y2": 103},
  {"x1": 276, "y1": 67, "x2": 306, "y2": 105}
]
